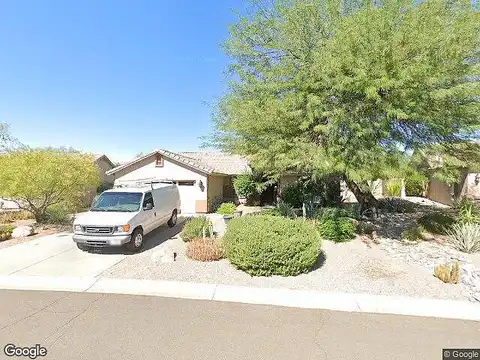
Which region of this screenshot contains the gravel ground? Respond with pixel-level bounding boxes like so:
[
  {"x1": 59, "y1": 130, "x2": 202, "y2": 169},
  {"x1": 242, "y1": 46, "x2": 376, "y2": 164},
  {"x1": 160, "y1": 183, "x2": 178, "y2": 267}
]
[{"x1": 104, "y1": 228, "x2": 466, "y2": 301}]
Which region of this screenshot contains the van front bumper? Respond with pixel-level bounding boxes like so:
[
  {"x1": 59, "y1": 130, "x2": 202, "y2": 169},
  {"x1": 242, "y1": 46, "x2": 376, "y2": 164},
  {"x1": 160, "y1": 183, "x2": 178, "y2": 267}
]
[{"x1": 73, "y1": 234, "x2": 131, "y2": 247}]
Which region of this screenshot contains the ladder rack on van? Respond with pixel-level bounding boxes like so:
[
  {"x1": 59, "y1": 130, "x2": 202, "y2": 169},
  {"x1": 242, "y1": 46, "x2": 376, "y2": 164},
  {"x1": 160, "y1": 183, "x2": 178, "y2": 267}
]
[{"x1": 114, "y1": 178, "x2": 177, "y2": 190}]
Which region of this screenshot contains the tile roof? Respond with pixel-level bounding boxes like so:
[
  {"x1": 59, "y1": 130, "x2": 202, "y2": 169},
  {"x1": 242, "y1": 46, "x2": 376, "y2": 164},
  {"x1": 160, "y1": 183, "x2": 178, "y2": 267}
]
[
  {"x1": 106, "y1": 149, "x2": 250, "y2": 176},
  {"x1": 179, "y1": 151, "x2": 251, "y2": 175}
]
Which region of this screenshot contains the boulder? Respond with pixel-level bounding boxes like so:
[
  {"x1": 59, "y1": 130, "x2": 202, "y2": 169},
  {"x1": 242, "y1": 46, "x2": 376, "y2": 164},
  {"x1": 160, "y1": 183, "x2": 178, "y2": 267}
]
[{"x1": 12, "y1": 225, "x2": 35, "y2": 238}]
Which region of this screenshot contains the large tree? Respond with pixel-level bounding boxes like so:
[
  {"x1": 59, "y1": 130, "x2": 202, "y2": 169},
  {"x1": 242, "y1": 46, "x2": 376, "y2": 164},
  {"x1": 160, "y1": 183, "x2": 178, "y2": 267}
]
[
  {"x1": 0, "y1": 149, "x2": 101, "y2": 223},
  {"x1": 210, "y1": 0, "x2": 480, "y2": 214}
]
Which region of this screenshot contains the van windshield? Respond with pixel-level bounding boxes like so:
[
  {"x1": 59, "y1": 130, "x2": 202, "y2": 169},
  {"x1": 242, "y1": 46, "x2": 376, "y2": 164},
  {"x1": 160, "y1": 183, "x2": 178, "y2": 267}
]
[{"x1": 91, "y1": 192, "x2": 143, "y2": 212}]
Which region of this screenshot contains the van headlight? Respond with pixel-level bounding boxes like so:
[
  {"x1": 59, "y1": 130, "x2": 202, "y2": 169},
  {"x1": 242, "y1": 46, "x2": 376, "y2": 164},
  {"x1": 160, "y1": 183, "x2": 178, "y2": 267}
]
[
  {"x1": 74, "y1": 225, "x2": 82, "y2": 233},
  {"x1": 115, "y1": 225, "x2": 131, "y2": 233}
]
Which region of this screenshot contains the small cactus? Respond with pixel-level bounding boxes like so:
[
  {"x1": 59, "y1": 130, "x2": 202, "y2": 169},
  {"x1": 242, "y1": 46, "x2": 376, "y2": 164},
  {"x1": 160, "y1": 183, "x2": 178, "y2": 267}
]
[{"x1": 434, "y1": 262, "x2": 460, "y2": 284}]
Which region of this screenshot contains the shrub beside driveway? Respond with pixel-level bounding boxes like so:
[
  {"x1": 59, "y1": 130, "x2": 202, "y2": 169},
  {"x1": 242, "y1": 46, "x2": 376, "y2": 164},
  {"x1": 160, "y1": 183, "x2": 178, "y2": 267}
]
[{"x1": 223, "y1": 216, "x2": 321, "y2": 276}]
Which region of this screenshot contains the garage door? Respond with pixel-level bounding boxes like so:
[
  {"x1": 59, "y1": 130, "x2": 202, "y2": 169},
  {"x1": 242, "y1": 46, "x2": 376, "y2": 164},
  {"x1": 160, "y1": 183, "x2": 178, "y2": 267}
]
[{"x1": 177, "y1": 181, "x2": 197, "y2": 214}]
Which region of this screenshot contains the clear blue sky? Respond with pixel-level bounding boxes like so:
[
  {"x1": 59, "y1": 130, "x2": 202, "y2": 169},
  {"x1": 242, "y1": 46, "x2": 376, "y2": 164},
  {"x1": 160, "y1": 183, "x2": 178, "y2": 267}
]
[{"x1": 0, "y1": 0, "x2": 246, "y2": 162}]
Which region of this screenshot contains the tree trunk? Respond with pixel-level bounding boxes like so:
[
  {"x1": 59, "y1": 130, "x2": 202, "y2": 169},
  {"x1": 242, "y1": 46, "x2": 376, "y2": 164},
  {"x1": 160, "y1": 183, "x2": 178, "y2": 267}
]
[{"x1": 343, "y1": 176, "x2": 379, "y2": 219}]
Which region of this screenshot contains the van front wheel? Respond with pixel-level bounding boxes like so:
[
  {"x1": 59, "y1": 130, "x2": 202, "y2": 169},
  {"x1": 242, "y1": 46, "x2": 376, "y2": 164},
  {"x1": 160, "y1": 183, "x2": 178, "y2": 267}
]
[
  {"x1": 167, "y1": 210, "x2": 178, "y2": 228},
  {"x1": 126, "y1": 228, "x2": 143, "y2": 252}
]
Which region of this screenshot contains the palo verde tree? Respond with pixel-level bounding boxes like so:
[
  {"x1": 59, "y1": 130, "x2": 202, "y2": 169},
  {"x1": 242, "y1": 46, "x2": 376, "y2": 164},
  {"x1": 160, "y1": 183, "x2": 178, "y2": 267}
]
[
  {"x1": 210, "y1": 0, "x2": 480, "y2": 215},
  {"x1": 0, "y1": 149, "x2": 101, "y2": 223}
]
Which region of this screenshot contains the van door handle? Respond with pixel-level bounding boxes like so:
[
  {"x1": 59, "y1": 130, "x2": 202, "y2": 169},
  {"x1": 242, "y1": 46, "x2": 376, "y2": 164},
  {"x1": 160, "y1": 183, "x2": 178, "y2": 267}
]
[{"x1": 154, "y1": 212, "x2": 156, "y2": 216}]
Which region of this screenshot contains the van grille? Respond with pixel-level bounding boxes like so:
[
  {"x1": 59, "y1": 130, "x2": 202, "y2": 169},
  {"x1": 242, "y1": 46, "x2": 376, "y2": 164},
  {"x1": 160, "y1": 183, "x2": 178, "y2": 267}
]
[{"x1": 84, "y1": 226, "x2": 114, "y2": 234}]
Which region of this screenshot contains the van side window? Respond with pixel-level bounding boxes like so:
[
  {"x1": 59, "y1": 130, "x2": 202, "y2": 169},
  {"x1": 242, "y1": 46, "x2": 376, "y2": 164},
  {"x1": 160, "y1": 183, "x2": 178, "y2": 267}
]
[{"x1": 143, "y1": 192, "x2": 154, "y2": 208}]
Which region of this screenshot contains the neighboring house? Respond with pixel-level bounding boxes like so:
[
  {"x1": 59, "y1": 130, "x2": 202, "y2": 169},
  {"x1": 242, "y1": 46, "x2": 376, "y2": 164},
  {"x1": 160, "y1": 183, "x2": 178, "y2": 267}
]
[
  {"x1": 83, "y1": 154, "x2": 116, "y2": 205},
  {"x1": 422, "y1": 149, "x2": 480, "y2": 206},
  {"x1": 427, "y1": 171, "x2": 480, "y2": 206},
  {"x1": 105, "y1": 150, "x2": 251, "y2": 214}
]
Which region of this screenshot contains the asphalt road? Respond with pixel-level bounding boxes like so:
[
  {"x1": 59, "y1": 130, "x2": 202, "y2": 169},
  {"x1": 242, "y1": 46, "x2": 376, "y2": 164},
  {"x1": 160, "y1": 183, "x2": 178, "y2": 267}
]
[{"x1": 0, "y1": 290, "x2": 478, "y2": 360}]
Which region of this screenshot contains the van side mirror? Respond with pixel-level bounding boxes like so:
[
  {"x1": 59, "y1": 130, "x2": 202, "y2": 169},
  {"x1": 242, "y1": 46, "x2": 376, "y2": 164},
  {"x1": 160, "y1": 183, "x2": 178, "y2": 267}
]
[{"x1": 143, "y1": 202, "x2": 153, "y2": 211}]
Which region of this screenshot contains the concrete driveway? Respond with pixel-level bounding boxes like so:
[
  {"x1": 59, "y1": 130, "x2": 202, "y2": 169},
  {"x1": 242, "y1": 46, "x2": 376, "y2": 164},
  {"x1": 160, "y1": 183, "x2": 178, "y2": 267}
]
[{"x1": 0, "y1": 220, "x2": 185, "y2": 277}]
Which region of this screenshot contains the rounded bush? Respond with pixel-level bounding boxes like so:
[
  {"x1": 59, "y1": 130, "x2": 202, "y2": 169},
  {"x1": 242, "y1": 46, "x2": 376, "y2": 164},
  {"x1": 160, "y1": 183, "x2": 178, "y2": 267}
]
[
  {"x1": 216, "y1": 202, "x2": 237, "y2": 215},
  {"x1": 318, "y1": 217, "x2": 356, "y2": 242},
  {"x1": 180, "y1": 216, "x2": 212, "y2": 242},
  {"x1": 223, "y1": 215, "x2": 321, "y2": 276}
]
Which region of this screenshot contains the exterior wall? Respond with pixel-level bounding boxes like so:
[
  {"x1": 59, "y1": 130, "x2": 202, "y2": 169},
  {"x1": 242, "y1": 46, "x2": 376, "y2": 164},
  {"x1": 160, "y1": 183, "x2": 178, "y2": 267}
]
[
  {"x1": 96, "y1": 157, "x2": 114, "y2": 184},
  {"x1": 427, "y1": 178, "x2": 454, "y2": 205},
  {"x1": 112, "y1": 155, "x2": 208, "y2": 213},
  {"x1": 223, "y1": 176, "x2": 236, "y2": 202},
  {"x1": 278, "y1": 175, "x2": 300, "y2": 196},
  {"x1": 463, "y1": 173, "x2": 480, "y2": 200},
  {"x1": 341, "y1": 180, "x2": 384, "y2": 202},
  {"x1": 83, "y1": 157, "x2": 115, "y2": 206},
  {"x1": 207, "y1": 175, "x2": 225, "y2": 211}
]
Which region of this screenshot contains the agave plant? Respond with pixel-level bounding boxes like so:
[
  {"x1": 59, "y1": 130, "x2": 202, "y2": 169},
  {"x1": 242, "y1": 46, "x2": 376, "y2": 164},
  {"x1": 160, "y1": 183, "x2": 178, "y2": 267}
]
[
  {"x1": 277, "y1": 202, "x2": 297, "y2": 219},
  {"x1": 446, "y1": 223, "x2": 480, "y2": 253}
]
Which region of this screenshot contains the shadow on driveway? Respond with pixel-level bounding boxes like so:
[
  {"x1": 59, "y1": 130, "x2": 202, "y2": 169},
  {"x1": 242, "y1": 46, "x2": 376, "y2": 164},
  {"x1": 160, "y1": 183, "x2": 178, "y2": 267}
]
[{"x1": 87, "y1": 217, "x2": 187, "y2": 256}]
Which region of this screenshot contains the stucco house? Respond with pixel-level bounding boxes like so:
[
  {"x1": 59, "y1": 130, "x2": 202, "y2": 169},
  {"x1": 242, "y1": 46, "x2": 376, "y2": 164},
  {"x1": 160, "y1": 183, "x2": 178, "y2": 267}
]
[
  {"x1": 82, "y1": 153, "x2": 116, "y2": 205},
  {"x1": 105, "y1": 150, "x2": 251, "y2": 214}
]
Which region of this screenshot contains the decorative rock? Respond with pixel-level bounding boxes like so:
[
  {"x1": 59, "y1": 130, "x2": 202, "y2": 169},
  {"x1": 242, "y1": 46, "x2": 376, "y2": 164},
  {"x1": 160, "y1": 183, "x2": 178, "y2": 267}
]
[
  {"x1": 11, "y1": 225, "x2": 35, "y2": 238},
  {"x1": 378, "y1": 236, "x2": 480, "y2": 303}
]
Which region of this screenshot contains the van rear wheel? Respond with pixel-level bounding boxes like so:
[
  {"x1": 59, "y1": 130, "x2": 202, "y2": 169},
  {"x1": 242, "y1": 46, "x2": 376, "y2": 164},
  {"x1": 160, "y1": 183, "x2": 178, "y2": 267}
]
[
  {"x1": 126, "y1": 228, "x2": 143, "y2": 252},
  {"x1": 167, "y1": 210, "x2": 178, "y2": 227}
]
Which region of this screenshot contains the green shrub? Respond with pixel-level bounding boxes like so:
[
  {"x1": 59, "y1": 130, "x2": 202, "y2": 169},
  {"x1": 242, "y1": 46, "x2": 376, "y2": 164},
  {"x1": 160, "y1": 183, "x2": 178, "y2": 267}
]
[
  {"x1": 401, "y1": 224, "x2": 425, "y2": 242},
  {"x1": 216, "y1": 202, "x2": 237, "y2": 215},
  {"x1": 314, "y1": 207, "x2": 351, "y2": 220},
  {"x1": 384, "y1": 179, "x2": 402, "y2": 197},
  {"x1": 457, "y1": 199, "x2": 480, "y2": 224},
  {"x1": 318, "y1": 217, "x2": 356, "y2": 242},
  {"x1": 405, "y1": 174, "x2": 427, "y2": 197},
  {"x1": 223, "y1": 215, "x2": 321, "y2": 276},
  {"x1": 417, "y1": 213, "x2": 455, "y2": 234},
  {"x1": 282, "y1": 182, "x2": 304, "y2": 208},
  {"x1": 44, "y1": 204, "x2": 71, "y2": 224},
  {"x1": 0, "y1": 224, "x2": 14, "y2": 241},
  {"x1": 260, "y1": 208, "x2": 282, "y2": 217},
  {"x1": 233, "y1": 174, "x2": 259, "y2": 199},
  {"x1": 180, "y1": 216, "x2": 213, "y2": 242}
]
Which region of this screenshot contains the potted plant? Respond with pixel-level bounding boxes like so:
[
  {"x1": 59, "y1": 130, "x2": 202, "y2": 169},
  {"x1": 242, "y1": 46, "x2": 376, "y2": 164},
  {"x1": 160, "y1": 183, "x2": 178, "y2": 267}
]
[{"x1": 216, "y1": 202, "x2": 237, "y2": 219}]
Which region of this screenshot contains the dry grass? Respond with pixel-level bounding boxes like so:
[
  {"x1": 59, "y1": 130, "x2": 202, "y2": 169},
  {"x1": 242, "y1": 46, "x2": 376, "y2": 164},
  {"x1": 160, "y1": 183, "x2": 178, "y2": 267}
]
[
  {"x1": 186, "y1": 237, "x2": 225, "y2": 262},
  {"x1": 0, "y1": 210, "x2": 33, "y2": 224},
  {"x1": 434, "y1": 262, "x2": 460, "y2": 284}
]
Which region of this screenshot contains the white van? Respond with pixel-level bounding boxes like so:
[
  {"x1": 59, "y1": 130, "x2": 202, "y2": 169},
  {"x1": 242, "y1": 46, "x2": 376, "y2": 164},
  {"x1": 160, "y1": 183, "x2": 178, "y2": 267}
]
[{"x1": 73, "y1": 182, "x2": 181, "y2": 252}]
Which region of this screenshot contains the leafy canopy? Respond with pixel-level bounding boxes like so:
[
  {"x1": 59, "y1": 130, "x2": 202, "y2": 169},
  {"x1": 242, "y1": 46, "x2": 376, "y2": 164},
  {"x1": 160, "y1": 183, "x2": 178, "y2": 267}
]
[
  {"x1": 210, "y1": 0, "x2": 480, "y2": 185},
  {"x1": 0, "y1": 149, "x2": 101, "y2": 221}
]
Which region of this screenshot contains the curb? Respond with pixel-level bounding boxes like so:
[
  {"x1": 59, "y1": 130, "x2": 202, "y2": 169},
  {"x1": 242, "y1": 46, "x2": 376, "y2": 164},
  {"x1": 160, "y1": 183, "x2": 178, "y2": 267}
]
[{"x1": 0, "y1": 275, "x2": 478, "y2": 321}]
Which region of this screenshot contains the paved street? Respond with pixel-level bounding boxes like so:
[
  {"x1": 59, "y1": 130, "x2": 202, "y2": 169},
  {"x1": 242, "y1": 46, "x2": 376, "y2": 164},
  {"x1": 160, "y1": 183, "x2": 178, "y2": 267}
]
[{"x1": 0, "y1": 290, "x2": 478, "y2": 360}]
